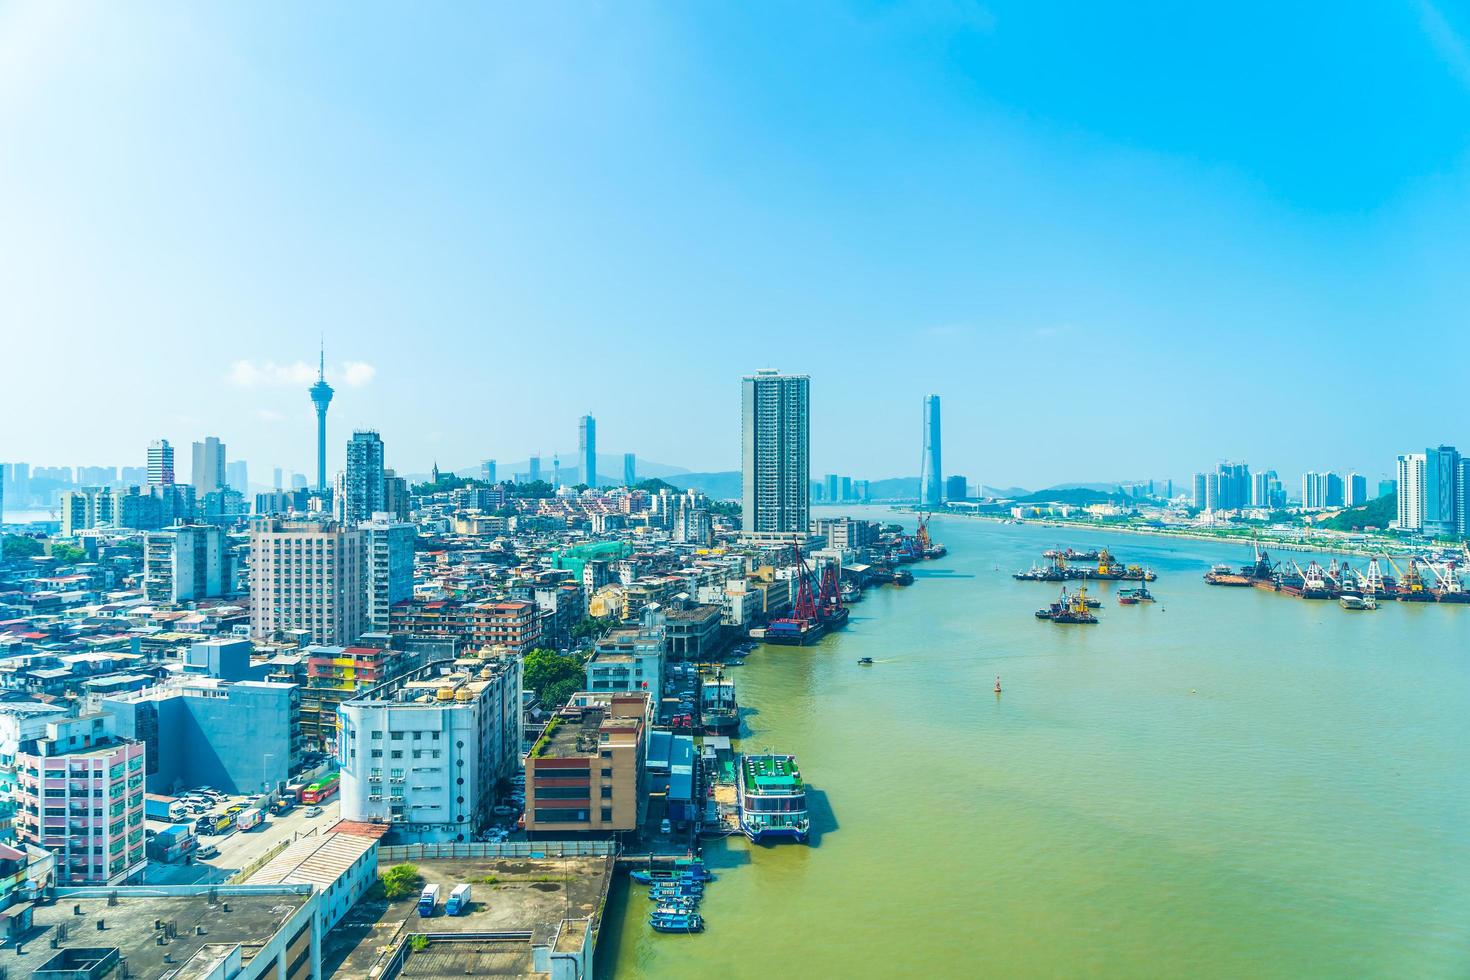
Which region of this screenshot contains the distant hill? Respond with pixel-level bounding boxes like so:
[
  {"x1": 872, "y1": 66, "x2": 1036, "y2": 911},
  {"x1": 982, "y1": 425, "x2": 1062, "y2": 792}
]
[
  {"x1": 1316, "y1": 493, "x2": 1396, "y2": 532},
  {"x1": 664, "y1": 471, "x2": 743, "y2": 500},
  {"x1": 981, "y1": 485, "x2": 1030, "y2": 499},
  {"x1": 1014, "y1": 487, "x2": 1131, "y2": 506}
]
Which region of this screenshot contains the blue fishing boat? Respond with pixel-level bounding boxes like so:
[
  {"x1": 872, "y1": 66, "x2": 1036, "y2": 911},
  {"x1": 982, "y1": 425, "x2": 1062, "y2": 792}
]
[
  {"x1": 650, "y1": 910, "x2": 705, "y2": 933},
  {"x1": 648, "y1": 885, "x2": 704, "y2": 901}
]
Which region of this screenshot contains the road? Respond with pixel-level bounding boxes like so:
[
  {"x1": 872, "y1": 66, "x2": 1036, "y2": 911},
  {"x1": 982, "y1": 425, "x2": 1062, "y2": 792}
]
[{"x1": 143, "y1": 799, "x2": 342, "y2": 885}]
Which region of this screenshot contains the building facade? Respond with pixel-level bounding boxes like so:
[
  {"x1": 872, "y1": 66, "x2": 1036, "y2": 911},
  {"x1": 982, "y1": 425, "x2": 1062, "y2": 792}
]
[
  {"x1": 363, "y1": 514, "x2": 414, "y2": 634},
  {"x1": 192, "y1": 437, "x2": 226, "y2": 493},
  {"x1": 248, "y1": 517, "x2": 366, "y2": 646},
  {"x1": 14, "y1": 714, "x2": 146, "y2": 886},
  {"x1": 338, "y1": 658, "x2": 521, "y2": 843},
  {"x1": 524, "y1": 692, "x2": 649, "y2": 836},
  {"x1": 579, "y1": 415, "x2": 597, "y2": 488},
  {"x1": 143, "y1": 524, "x2": 229, "y2": 604},
  {"x1": 344, "y1": 431, "x2": 386, "y2": 526},
  {"x1": 147, "y1": 439, "x2": 175, "y2": 487},
  {"x1": 741, "y1": 369, "x2": 810, "y2": 534}
]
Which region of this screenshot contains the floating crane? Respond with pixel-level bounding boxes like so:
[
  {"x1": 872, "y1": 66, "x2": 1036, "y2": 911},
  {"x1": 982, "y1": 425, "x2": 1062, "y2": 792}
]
[{"x1": 1386, "y1": 556, "x2": 1434, "y2": 602}]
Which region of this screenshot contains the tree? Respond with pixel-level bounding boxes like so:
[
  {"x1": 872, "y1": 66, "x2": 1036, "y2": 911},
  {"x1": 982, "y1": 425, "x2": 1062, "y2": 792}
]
[
  {"x1": 523, "y1": 647, "x2": 586, "y2": 710},
  {"x1": 636, "y1": 478, "x2": 676, "y2": 493},
  {"x1": 49, "y1": 543, "x2": 87, "y2": 563},
  {"x1": 570, "y1": 616, "x2": 614, "y2": 643},
  {"x1": 2, "y1": 535, "x2": 44, "y2": 560},
  {"x1": 380, "y1": 863, "x2": 423, "y2": 900}
]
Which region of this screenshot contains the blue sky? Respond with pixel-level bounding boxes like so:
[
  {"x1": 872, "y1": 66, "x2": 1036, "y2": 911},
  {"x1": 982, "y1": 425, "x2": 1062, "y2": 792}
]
[{"x1": 3, "y1": 2, "x2": 1468, "y2": 490}]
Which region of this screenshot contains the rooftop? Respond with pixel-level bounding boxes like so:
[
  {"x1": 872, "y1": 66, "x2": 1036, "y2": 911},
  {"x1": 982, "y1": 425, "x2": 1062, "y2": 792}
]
[
  {"x1": 324, "y1": 856, "x2": 611, "y2": 979},
  {"x1": 245, "y1": 831, "x2": 376, "y2": 892},
  {"x1": 0, "y1": 888, "x2": 311, "y2": 980},
  {"x1": 742, "y1": 753, "x2": 804, "y2": 794}
]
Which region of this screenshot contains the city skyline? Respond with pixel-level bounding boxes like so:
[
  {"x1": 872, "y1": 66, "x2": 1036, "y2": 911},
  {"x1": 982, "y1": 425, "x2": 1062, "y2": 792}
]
[{"x1": 5, "y1": 5, "x2": 1470, "y2": 485}]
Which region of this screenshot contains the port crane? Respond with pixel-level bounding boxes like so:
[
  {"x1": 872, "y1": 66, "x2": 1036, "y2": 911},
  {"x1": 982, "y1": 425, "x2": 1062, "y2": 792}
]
[{"x1": 1384, "y1": 556, "x2": 1432, "y2": 600}]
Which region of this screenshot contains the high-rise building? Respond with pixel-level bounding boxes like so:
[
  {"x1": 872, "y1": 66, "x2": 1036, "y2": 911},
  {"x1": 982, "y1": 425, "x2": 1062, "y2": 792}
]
[
  {"x1": 191, "y1": 437, "x2": 226, "y2": 493},
  {"x1": 344, "y1": 430, "x2": 386, "y2": 526},
  {"x1": 529, "y1": 454, "x2": 542, "y2": 483},
  {"x1": 741, "y1": 369, "x2": 810, "y2": 535},
  {"x1": 15, "y1": 714, "x2": 146, "y2": 885},
  {"x1": 1251, "y1": 471, "x2": 1273, "y2": 508},
  {"x1": 382, "y1": 469, "x2": 410, "y2": 521},
  {"x1": 840, "y1": 475, "x2": 853, "y2": 502},
  {"x1": 0, "y1": 463, "x2": 4, "y2": 526},
  {"x1": 1300, "y1": 471, "x2": 1330, "y2": 510},
  {"x1": 1205, "y1": 472, "x2": 1220, "y2": 510},
  {"x1": 338, "y1": 658, "x2": 521, "y2": 843},
  {"x1": 1378, "y1": 478, "x2": 1397, "y2": 500},
  {"x1": 309, "y1": 344, "x2": 335, "y2": 491},
  {"x1": 147, "y1": 439, "x2": 175, "y2": 486},
  {"x1": 273, "y1": 466, "x2": 284, "y2": 490},
  {"x1": 945, "y1": 475, "x2": 967, "y2": 501},
  {"x1": 1424, "y1": 445, "x2": 1461, "y2": 538},
  {"x1": 552, "y1": 455, "x2": 562, "y2": 488},
  {"x1": 1324, "y1": 472, "x2": 1344, "y2": 508},
  {"x1": 623, "y1": 453, "x2": 636, "y2": 487},
  {"x1": 481, "y1": 459, "x2": 496, "y2": 483},
  {"x1": 1397, "y1": 453, "x2": 1425, "y2": 531},
  {"x1": 1345, "y1": 472, "x2": 1369, "y2": 507},
  {"x1": 144, "y1": 524, "x2": 230, "y2": 603},
  {"x1": 1458, "y1": 460, "x2": 1470, "y2": 538},
  {"x1": 1214, "y1": 462, "x2": 1250, "y2": 510},
  {"x1": 363, "y1": 513, "x2": 414, "y2": 634},
  {"x1": 248, "y1": 517, "x2": 365, "y2": 645},
  {"x1": 1192, "y1": 473, "x2": 1208, "y2": 509},
  {"x1": 226, "y1": 459, "x2": 248, "y2": 491},
  {"x1": 579, "y1": 415, "x2": 597, "y2": 488},
  {"x1": 920, "y1": 395, "x2": 942, "y2": 507},
  {"x1": 824, "y1": 474, "x2": 840, "y2": 503}
]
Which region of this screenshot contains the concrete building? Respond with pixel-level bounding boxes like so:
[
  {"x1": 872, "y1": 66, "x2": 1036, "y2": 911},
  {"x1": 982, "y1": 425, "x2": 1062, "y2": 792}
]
[
  {"x1": 143, "y1": 523, "x2": 229, "y2": 604},
  {"x1": 741, "y1": 369, "x2": 810, "y2": 535},
  {"x1": 146, "y1": 438, "x2": 175, "y2": 486},
  {"x1": 227, "y1": 458, "x2": 249, "y2": 492},
  {"x1": 344, "y1": 430, "x2": 386, "y2": 526},
  {"x1": 921, "y1": 394, "x2": 942, "y2": 507},
  {"x1": 525, "y1": 692, "x2": 649, "y2": 836},
  {"x1": 14, "y1": 714, "x2": 146, "y2": 885},
  {"x1": 623, "y1": 452, "x2": 636, "y2": 487},
  {"x1": 481, "y1": 459, "x2": 496, "y2": 483},
  {"x1": 1397, "y1": 453, "x2": 1425, "y2": 531},
  {"x1": 363, "y1": 513, "x2": 414, "y2": 634},
  {"x1": 248, "y1": 517, "x2": 365, "y2": 645},
  {"x1": 944, "y1": 474, "x2": 967, "y2": 501},
  {"x1": 382, "y1": 468, "x2": 411, "y2": 521},
  {"x1": 0, "y1": 883, "x2": 322, "y2": 980},
  {"x1": 665, "y1": 604, "x2": 722, "y2": 661},
  {"x1": 0, "y1": 702, "x2": 70, "y2": 797},
  {"x1": 100, "y1": 678, "x2": 301, "y2": 795},
  {"x1": 579, "y1": 415, "x2": 597, "y2": 488},
  {"x1": 192, "y1": 436, "x2": 226, "y2": 493},
  {"x1": 586, "y1": 604, "x2": 666, "y2": 695},
  {"x1": 338, "y1": 658, "x2": 522, "y2": 843},
  {"x1": 247, "y1": 827, "x2": 380, "y2": 933},
  {"x1": 300, "y1": 643, "x2": 427, "y2": 751}
]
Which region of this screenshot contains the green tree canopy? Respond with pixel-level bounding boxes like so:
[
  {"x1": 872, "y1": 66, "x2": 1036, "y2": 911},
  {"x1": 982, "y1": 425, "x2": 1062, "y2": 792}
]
[
  {"x1": 523, "y1": 647, "x2": 586, "y2": 710},
  {"x1": 2, "y1": 535, "x2": 44, "y2": 560}
]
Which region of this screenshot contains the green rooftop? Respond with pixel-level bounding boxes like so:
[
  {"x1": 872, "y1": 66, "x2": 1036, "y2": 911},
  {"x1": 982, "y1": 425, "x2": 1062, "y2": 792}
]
[{"x1": 742, "y1": 753, "x2": 804, "y2": 794}]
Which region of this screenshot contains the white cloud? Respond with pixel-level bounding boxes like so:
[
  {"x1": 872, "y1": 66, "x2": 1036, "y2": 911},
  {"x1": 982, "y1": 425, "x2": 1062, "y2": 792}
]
[
  {"x1": 227, "y1": 359, "x2": 376, "y2": 388},
  {"x1": 255, "y1": 409, "x2": 286, "y2": 422},
  {"x1": 342, "y1": 361, "x2": 377, "y2": 387}
]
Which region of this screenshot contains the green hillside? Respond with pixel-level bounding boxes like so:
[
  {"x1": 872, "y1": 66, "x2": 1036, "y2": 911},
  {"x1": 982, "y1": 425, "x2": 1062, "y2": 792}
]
[{"x1": 1316, "y1": 493, "x2": 1395, "y2": 531}]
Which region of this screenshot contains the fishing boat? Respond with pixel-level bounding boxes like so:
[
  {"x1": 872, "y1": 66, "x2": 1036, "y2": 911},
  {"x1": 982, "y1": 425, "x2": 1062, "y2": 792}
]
[
  {"x1": 648, "y1": 885, "x2": 704, "y2": 901},
  {"x1": 649, "y1": 910, "x2": 705, "y2": 933},
  {"x1": 736, "y1": 753, "x2": 810, "y2": 843}
]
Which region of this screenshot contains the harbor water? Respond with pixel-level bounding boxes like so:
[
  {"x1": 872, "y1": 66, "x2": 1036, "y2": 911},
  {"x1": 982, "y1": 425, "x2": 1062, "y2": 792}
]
[{"x1": 603, "y1": 509, "x2": 1470, "y2": 978}]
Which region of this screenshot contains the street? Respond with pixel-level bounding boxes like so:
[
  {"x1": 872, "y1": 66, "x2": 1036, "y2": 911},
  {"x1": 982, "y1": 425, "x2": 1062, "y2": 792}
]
[{"x1": 143, "y1": 799, "x2": 342, "y2": 885}]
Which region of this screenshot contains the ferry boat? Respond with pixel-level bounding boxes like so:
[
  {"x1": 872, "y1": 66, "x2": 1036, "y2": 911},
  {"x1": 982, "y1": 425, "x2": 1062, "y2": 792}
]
[
  {"x1": 736, "y1": 753, "x2": 810, "y2": 843},
  {"x1": 699, "y1": 674, "x2": 739, "y2": 732}
]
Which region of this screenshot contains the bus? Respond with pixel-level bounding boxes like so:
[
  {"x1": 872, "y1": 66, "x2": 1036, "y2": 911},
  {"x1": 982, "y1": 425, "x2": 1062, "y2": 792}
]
[{"x1": 300, "y1": 773, "x2": 339, "y2": 805}]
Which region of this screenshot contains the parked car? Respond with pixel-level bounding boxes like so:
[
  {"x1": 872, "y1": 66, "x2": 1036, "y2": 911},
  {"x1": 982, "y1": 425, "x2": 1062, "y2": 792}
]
[
  {"x1": 660, "y1": 818, "x2": 672, "y2": 834},
  {"x1": 303, "y1": 805, "x2": 323, "y2": 818}
]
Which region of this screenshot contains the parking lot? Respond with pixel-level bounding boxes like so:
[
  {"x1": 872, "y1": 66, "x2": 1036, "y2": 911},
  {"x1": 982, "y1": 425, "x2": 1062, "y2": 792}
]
[{"x1": 143, "y1": 798, "x2": 342, "y2": 885}]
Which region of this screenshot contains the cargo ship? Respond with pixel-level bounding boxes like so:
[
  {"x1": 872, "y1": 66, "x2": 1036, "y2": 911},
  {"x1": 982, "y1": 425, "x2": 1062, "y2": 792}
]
[
  {"x1": 736, "y1": 753, "x2": 809, "y2": 843},
  {"x1": 1204, "y1": 564, "x2": 1253, "y2": 586},
  {"x1": 762, "y1": 617, "x2": 827, "y2": 645}
]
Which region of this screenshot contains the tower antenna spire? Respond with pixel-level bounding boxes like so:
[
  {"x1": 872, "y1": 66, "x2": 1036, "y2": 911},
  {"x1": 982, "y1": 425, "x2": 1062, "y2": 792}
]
[{"x1": 319, "y1": 334, "x2": 325, "y2": 380}]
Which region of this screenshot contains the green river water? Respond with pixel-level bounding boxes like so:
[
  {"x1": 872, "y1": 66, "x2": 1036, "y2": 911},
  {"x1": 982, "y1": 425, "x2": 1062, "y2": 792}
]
[{"x1": 603, "y1": 509, "x2": 1470, "y2": 978}]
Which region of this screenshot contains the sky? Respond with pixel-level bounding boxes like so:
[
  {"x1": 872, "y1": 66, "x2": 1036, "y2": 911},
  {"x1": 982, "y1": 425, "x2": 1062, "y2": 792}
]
[{"x1": 3, "y1": 1, "x2": 1469, "y2": 491}]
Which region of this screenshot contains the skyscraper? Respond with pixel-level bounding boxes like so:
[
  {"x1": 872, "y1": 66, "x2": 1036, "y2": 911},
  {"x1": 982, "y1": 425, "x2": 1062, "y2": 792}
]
[
  {"x1": 1423, "y1": 445, "x2": 1461, "y2": 537},
  {"x1": 273, "y1": 466, "x2": 283, "y2": 490},
  {"x1": 920, "y1": 395, "x2": 942, "y2": 507},
  {"x1": 481, "y1": 459, "x2": 496, "y2": 483},
  {"x1": 529, "y1": 454, "x2": 541, "y2": 483},
  {"x1": 248, "y1": 516, "x2": 364, "y2": 645},
  {"x1": 1396, "y1": 453, "x2": 1425, "y2": 531},
  {"x1": 1345, "y1": 472, "x2": 1369, "y2": 507},
  {"x1": 226, "y1": 460, "x2": 248, "y2": 492},
  {"x1": 147, "y1": 439, "x2": 175, "y2": 486},
  {"x1": 623, "y1": 453, "x2": 636, "y2": 487},
  {"x1": 824, "y1": 474, "x2": 840, "y2": 503},
  {"x1": 741, "y1": 369, "x2": 810, "y2": 534},
  {"x1": 1192, "y1": 473, "x2": 1207, "y2": 509},
  {"x1": 363, "y1": 513, "x2": 414, "y2": 633},
  {"x1": 191, "y1": 437, "x2": 226, "y2": 492},
  {"x1": 344, "y1": 430, "x2": 386, "y2": 526},
  {"x1": 309, "y1": 344, "x2": 334, "y2": 491},
  {"x1": 579, "y1": 415, "x2": 597, "y2": 488}
]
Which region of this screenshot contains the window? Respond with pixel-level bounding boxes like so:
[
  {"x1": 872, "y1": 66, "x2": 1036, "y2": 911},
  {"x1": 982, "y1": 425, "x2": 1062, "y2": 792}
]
[
  {"x1": 390, "y1": 732, "x2": 404, "y2": 741},
  {"x1": 371, "y1": 749, "x2": 382, "y2": 759},
  {"x1": 601, "y1": 807, "x2": 613, "y2": 821},
  {"x1": 391, "y1": 751, "x2": 403, "y2": 759},
  {"x1": 370, "y1": 730, "x2": 382, "y2": 739},
  {"x1": 600, "y1": 786, "x2": 612, "y2": 799},
  {"x1": 601, "y1": 768, "x2": 612, "y2": 778}
]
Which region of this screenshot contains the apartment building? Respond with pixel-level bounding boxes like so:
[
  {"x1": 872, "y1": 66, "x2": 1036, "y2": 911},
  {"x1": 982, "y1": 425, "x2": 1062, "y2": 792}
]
[
  {"x1": 143, "y1": 523, "x2": 230, "y2": 604},
  {"x1": 524, "y1": 692, "x2": 649, "y2": 837},
  {"x1": 585, "y1": 603, "x2": 665, "y2": 695},
  {"x1": 248, "y1": 517, "x2": 365, "y2": 646},
  {"x1": 299, "y1": 643, "x2": 423, "y2": 751},
  {"x1": 14, "y1": 714, "x2": 146, "y2": 885},
  {"x1": 338, "y1": 658, "x2": 522, "y2": 843},
  {"x1": 363, "y1": 514, "x2": 414, "y2": 634},
  {"x1": 390, "y1": 599, "x2": 543, "y2": 655}
]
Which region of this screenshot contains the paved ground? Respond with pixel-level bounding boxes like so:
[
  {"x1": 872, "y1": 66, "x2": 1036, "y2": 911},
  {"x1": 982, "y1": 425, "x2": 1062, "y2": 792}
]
[{"x1": 143, "y1": 799, "x2": 342, "y2": 885}]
